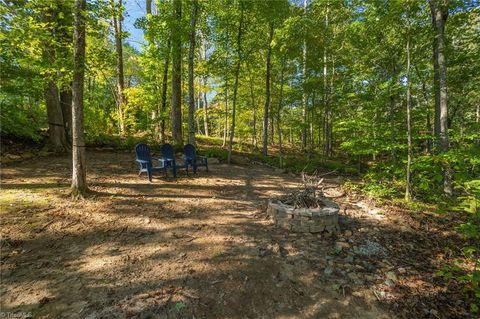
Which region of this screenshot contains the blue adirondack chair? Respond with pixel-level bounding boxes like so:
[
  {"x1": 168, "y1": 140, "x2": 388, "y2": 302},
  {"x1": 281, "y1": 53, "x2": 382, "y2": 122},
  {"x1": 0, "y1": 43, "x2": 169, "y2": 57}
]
[
  {"x1": 160, "y1": 143, "x2": 177, "y2": 178},
  {"x1": 135, "y1": 143, "x2": 165, "y2": 182},
  {"x1": 183, "y1": 144, "x2": 208, "y2": 174}
]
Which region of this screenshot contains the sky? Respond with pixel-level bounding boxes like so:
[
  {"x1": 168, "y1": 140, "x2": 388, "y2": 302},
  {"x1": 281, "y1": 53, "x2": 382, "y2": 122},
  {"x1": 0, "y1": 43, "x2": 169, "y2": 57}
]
[{"x1": 124, "y1": 0, "x2": 147, "y2": 51}]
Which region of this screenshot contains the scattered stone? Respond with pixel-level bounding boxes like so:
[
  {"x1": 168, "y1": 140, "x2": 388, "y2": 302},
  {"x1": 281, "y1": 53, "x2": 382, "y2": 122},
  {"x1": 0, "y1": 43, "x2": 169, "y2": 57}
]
[
  {"x1": 385, "y1": 271, "x2": 397, "y2": 282},
  {"x1": 324, "y1": 266, "x2": 334, "y2": 276},
  {"x1": 354, "y1": 240, "x2": 387, "y2": 257},
  {"x1": 384, "y1": 279, "x2": 395, "y2": 287},
  {"x1": 144, "y1": 217, "x2": 151, "y2": 224},
  {"x1": 344, "y1": 230, "x2": 353, "y2": 237},
  {"x1": 335, "y1": 241, "x2": 350, "y2": 250},
  {"x1": 398, "y1": 267, "x2": 407, "y2": 274}
]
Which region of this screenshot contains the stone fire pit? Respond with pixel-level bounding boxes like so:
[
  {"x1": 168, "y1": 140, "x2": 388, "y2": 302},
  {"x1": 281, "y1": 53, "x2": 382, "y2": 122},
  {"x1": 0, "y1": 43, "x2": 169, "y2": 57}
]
[{"x1": 267, "y1": 198, "x2": 340, "y2": 233}]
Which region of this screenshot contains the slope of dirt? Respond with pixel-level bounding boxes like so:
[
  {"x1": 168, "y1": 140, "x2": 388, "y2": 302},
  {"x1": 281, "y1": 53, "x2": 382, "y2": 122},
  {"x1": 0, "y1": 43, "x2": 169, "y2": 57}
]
[{"x1": 0, "y1": 150, "x2": 471, "y2": 318}]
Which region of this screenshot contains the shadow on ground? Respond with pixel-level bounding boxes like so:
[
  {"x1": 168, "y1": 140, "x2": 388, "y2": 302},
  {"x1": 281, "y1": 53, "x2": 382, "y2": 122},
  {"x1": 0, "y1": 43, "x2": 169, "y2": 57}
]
[{"x1": 0, "y1": 151, "x2": 472, "y2": 318}]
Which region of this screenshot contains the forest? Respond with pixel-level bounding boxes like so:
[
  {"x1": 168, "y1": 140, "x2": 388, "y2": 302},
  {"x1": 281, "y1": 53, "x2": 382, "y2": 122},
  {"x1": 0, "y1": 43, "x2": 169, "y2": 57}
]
[{"x1": 1, "y1": 0, "x2": 479, "y2": 318}]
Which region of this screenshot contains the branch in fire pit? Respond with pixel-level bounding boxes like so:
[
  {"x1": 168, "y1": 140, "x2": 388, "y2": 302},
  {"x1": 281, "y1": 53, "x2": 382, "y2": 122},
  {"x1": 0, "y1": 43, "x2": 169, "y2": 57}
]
[{"x1": 278, "y1": 171, "x2": 326, "y2": 208}]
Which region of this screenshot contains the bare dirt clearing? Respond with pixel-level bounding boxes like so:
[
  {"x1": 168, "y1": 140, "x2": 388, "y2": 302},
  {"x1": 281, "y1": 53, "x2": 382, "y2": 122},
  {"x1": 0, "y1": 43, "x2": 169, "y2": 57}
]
[{"x1": 0, "y1": 151, "x2": 469, "y2": 318}]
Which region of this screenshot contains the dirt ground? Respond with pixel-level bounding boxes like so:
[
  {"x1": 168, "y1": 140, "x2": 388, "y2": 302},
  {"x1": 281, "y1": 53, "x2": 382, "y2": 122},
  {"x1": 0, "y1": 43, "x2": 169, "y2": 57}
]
[{"x1": 0, "y1": 150, "x2": 472, "y2": 318}]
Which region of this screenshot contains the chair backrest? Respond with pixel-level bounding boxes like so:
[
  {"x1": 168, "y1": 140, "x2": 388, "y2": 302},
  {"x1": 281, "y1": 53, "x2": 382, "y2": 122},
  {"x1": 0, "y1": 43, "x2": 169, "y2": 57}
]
[
  {"x1": 160, "y1": 143, "x2": 175, "y2": 159},
  {"x1": 135, "y1": 143, "x2": 151, "y2": 161},
  {"x1": 184, "y1": 144, "x2": 196, "y2": 159}
]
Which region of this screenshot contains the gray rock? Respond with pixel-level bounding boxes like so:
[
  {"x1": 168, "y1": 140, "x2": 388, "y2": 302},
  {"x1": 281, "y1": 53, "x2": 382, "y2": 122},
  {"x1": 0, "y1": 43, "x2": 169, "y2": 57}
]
[
  {"x1": 324, "y1": 266, "x2": 334, "y2": 276},
  {"x1": 384, "y1": 279, "x2": 395, "y2": 287}
]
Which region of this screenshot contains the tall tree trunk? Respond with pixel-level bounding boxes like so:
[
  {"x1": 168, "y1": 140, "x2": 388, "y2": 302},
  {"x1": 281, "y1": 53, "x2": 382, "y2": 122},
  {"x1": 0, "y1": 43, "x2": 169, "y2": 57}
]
[
  {"x1": 389, "y1": 63, "x2": 397, "y2": 162},
  {"x1": 71, "y1": 0, "x2": 87, "y2": 196},
  {"x1": 227, "y1": 3, "x2": 244, "y2": 164},
  {"x1": 160, "y1": 40, "x2": 170, "y2": 143},
  {"x1": 203, "y1": 81, "x2": 209, "y2": 136},
  {"x1": 200, "y1": 32, "x2": 210, "y2": 137},
  {"x1": 277, "y1": 61, "x2": 285, "y2": 168},
  {"x1": 262, "y1": 22, "x2": 274, "y2": 157},
  {"x1": 323, "y1": 6, "x2": 332, "y2": 157},
  {"x1": 146, "y1": 0, "x2": 152, "y2": 14},
  {"x1": 60, "y1": 88, "x2": 72, "y2": 143},
  {"x1": 309, "y1": 92, "x2": 315, "y2": 153},
  {"x1": 430, "y1": 0, "x2": 452, "y2": 196},
  {"x1": 222, "y1": 74, "x2": 229, "y2": 147},
  {"x1": 45, "y1": 82, "x2": 68, "y2": 152},
  {"x1": 42, "y1": 6, "x2": 68, "y2": 152},
  {"x1": 188, "y1": 0, "x2": 198, "y2": 145},
  {"x1": 57, "y1": 3, "x2": 73, "y2": 145},
  {"x1": 405, "y1": 30, "x2": 413, "y2": 201},
  {"x1": 301, "y1": 0, "x2": 308, "y2": 152},
  {"x1": 171, "y1": 0, "x2": 183, "y2": 145},
  {"x1": 112, "y1": 0, "x2": 126, "y2": 135},
  {"x1": 250, "y1": 73, "x2": 257, "y2": 149}
]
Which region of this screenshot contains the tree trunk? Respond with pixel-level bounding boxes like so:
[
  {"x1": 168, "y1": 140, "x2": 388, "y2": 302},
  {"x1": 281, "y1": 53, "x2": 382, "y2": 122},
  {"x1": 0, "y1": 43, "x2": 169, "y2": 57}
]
[
  {"x1": 203, "y1": 83, "x2": 209, "y2": 136},
  {"x1": 389, "y1": 63, "x2": 397, "y2": 162},
  {"x1": 60, "y1": 88, "x2": 72, "y2": 143},
  {"x1": 45, "y1": 82, "x2": 68, "y2": 152},
  {"x1": 277, "y1": 62, "x2": 285, "y2": 168},
  {"x1": 430, "y1": 0, "x2": 452, "y2": 196},
  {"x1": 301, "y1": 0, "x2": 308, "y2": 152},
  {"x1": 160, "y1": 40, "x2": 170, "y2": 143},
  {"x1": 323, "y1": 6, "x2": 332, "y2": 157},
  {"x1": 262, "y1": 22, "x2": 274, "y2": 157},
  {"x1": 199, "y1": 31, "x2": 209, "y2": 137},
  {"x1": 42, "y1": 6, "x2": 68, "y2": 152},
  {"x1": 146, "y1": 0, "x2": 152, "y2": 14},
  {"x1": 188, "y1": 0, "x2": 198, "y2": 145},
  {"x1": 112, "y1": 0, "x2": 126, "y2": 135},
  {"x1": 250, "y1": 73, "x2": 257, "y2": 149},
  {"x1": 405, "y1": 30, "x2": 412, "y2": 201},
  {"x1": 171, "y1": 0, "x2": 183, "y2": 145},
  {"x1": 227, "y1": 3, "x2": 244, "y2": 164},
  {"x1": 71, "y1": 0, "x2": 87, "y2": 197},
  {"x1": 222, "y1": 74, "x2": 229, "y2": 147}
]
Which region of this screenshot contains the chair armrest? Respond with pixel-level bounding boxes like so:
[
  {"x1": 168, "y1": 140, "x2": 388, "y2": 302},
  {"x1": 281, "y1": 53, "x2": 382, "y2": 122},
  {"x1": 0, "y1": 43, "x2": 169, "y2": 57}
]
[{"x1": 136, "y1": 159, "x2": 149, "y2": 164}]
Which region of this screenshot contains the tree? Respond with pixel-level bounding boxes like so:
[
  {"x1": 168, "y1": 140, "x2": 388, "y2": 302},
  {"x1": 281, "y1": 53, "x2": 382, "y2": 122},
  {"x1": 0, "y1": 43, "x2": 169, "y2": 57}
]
[
  {"x1": 41, "y1": 3, "x2": 70, "y2": 152},
  {"x1": 71, "y1": 0, "x2": 87, "y2": 196},
  {"x1": 405, "y1": 8, "x2": 412, "y2": 201},
  {"x1": 171, "y1": 0, "x2": 183, "y2": 145},
  {"x1": 262, "y1": 22, "x2": 274, "y2": 156},
  {"x1": 227, "y1": 2, "x2": 245, "y2": 164},
  {"x1": 112, "y1": 0, "x2": 126, "y2": 135},
  {"x1": 188, "y1": 0, "x2": 199, "y2": 145},
  {"x1": 430, "y1": 0, "x2": 452, "y2": 196}
]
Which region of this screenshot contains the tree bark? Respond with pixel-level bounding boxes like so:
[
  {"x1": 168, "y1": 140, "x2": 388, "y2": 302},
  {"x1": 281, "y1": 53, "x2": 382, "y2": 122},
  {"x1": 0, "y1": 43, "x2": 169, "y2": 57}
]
[
  {"x1": 430, "y1": 0, "x2": 452, "y2": 196},
  {"x1": 227, "y1": 3, "x2": 244, "y2": 164},
  {"x1": 112, "y1": 0, "x2": 126, "y2": 135},
  {"x1": 188, "y1": 0, "x2": 198, "y2": 145},
  {"x1": 203, "y1": 81, "x2": 209, "y2": 136},
  {"x1": 222, "y1": 73, "x2": 229, "y2": 147},
  {"x1": 301, "y1": 0, "x2": 308, "y2": 152},
  {"x1": 60, "y1": 88, "x2": 72, "y2": 143},
  {"x1": 171, "y1": 0, "x2": 183, "y2": 145},
  {"x1": 277, "y1": 61, "x2": 285, "y2": 168},
  {"x1": 42, "y1": 5, "x2": 68, "y2": 152},
  {"x1": 250, "y1": 73, "x2": 257, "y2": 149},
  {"x1": 405, "y1": 30, "x2": 412, "y2": 201},
  {"x1": 199, "y1": 31, "x2": 209, "y2": 137},
  {"x1": 146, "y1": 0, "x2": 152, "y2": 14},
  {"x1": 262, "y1": 22, "x2": 274, "y2": 157},
  {"x1": 71, "y1": 0, "x2": 87, "y2": 196},
  {"x1": 160, "y1": 40, "x2": 170, "y2": 143}
]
